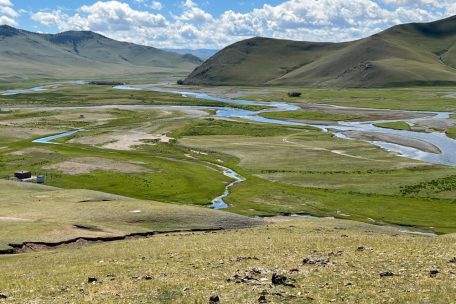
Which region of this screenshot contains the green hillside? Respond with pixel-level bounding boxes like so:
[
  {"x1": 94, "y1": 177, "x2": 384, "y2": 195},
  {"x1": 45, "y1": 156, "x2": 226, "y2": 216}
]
[
  {"x1": 0, "y1": 25, "x2": 202, "y2": 82},
  {"x1": 184, "y1": 15, "x2": 456, "y2": 87}
]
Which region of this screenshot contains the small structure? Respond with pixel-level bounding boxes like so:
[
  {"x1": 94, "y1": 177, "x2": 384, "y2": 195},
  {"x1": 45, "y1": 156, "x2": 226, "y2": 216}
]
[
  {"x1": 37, "y1": 175, "x2": 46, "y2": 184},
  {"x1": 14, "y1": 171, "x2": 32, "y2": 180}
]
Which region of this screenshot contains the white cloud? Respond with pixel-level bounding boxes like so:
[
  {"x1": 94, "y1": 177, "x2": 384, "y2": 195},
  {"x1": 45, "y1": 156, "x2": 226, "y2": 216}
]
[
  {"x1": 32, "y1": 1, "x2": 167, "y2": 32},
  {"x1": 0, "y1": 0, "x2": 18, "y2": 26},
  {"x1": 0, "y1": 0, "x2": 12, "y2": 6},
  {"x1": 149, "y1": 1, "x2": 162, "y2": 11},
  {"x1": 30, "y1": 0, "x2": 456, "y2": 49}
]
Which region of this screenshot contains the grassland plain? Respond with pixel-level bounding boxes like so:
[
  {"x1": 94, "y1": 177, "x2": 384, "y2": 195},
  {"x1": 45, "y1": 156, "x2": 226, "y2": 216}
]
[
  {"x1": 0, "y1": 111, "x2": 233, "y2": 205},
  {"x1": 226, "y1": 86, "x2": 456, "y2": 111},
  {"x1": 0, "y1": 218, "x2": 455, "y2": 303},
  {"x1": 2, "y1": 84, "x2": 456, "y2": 233}
]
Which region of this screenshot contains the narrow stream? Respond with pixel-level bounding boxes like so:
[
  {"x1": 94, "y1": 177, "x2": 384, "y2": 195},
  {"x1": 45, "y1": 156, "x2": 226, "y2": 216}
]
[
  {"x1": 32, "y1": 130, "x2": 81, "y2": 144},
  {"x1": 211, "y1": 165, "x2": 245, "y2": 209}
]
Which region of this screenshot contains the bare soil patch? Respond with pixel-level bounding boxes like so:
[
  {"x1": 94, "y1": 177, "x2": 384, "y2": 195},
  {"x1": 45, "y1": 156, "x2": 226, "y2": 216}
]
[
  {"x1": 43, "y1": 157, "x2": 150, "y2": 175},
  {"x1": 10, "y1": 147, "x2": 54, "y2": 156},
  {"x1": 343, "y1": 131, "x2": 441, "y2": 154},
  {"x1": 72, "y1": 131, "x2": 173, "y2": 150}
]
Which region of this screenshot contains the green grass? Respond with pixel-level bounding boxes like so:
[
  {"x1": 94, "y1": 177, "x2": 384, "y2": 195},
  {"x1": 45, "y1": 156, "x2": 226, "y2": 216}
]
[
  {"x1": 446, "y1": 127, "x2": 456, "y2": 139},
  {"x1": 257, "y1": 166, "x2": 456, "y2": 200},
  {"x1": 260, "y1": 110, "x2": 360, "y2": 121},
  {"x1": 240, "y1": 86, "x2": 456, "y2": 111},
  {"x1": 0, "y1": 85, "x2": 269, "y2": 111},
  {"x1": 0, "y1": 141, "x2": 231, "y2": 205},
  {"x1": 226, "y1": 176, "x2": 456, "y2": 233},
  {"x1": 172, "y1": 119, "x2": 311, "y2": 138},
  {"x1": 373, "y1": 121, "x2": 411, "y2": 131}
]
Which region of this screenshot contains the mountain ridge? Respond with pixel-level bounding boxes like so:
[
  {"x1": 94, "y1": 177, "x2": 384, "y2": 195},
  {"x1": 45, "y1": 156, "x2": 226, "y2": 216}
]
[
  {"x1": 184, "y1": 15, "x2": 456, "y2": 87},
  {"x1": 0, "y1": 25, "x2": 202, "y2": 82}
]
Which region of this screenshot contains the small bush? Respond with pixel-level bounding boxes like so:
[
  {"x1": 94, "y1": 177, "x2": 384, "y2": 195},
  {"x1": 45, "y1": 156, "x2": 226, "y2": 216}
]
[
  {"x1": 288, "y1": 92, "x2": 302, "y2": 97},
  {"x1": 177, "y1": 80, "x2": 184, "y2": 85}
]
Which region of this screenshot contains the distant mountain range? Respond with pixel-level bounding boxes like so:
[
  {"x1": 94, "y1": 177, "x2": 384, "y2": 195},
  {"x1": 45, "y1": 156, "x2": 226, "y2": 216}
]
[
  {"x1": 0, "y1": 25, "x2": 202, "y2": 82},
  {"x1": 185, "y1": 15, "x2": 456, "y2": 87},
  {"x1": 163, "y1": 49, "x2": 218, "y2": 60}
]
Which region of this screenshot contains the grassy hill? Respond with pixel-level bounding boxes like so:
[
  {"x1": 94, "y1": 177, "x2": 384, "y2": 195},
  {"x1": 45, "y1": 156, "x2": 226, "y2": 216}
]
[
  {"x1": 0, "y1": 25, "x2": 202, "y2": 82},
  {"x1": 184, "y1": 15, "x2": 456, "y2": 87},
  {"x1": 0, "y1": 180, "x2": 258, "y2": 252}
]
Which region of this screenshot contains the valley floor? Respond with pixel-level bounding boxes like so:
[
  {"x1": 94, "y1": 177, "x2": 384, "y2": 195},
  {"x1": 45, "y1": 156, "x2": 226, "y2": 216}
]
[{"x1": 1, "y1": 81, "x2": 456, "y2": 302}]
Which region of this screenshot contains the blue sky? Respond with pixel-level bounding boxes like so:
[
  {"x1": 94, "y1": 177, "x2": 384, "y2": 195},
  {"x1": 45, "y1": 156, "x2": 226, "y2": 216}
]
[{"x1": 1, "y1": 1, "x2": 455, "y2": 49}]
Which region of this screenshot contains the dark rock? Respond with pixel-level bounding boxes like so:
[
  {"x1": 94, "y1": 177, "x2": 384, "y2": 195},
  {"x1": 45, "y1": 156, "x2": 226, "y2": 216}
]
[
  {"x1": 303, "y1": 257, "x2": 330, "y2": 265},
  {"x1": 209, "y1": 295, "x2": 220, "y2": 303},
  {"x1": 228, "y1": 274, "x2": 261, "y2": 285},
  {"x1": 356, "y1": 246, "x2": 365, "y2": 252},
  {"x1": 289, "y1": 268, "x2": 299, "y2": 273},
  {"x1": 272, "y1": 273, "x2": 295, "y2": 287},
  {"x1": 258, "y1": 294, "x2": 267, "y2": 303},
  {"x1": 0, "y1": 293, "x2": 7, "y2": 299},
  {"x1": 379, "y1": 271, "x2": 394, "y2": 278},
  {"x1": 87, "y1": 277, "x2": 98, "y2": 284},
  {"x1": 449, "y1": 257, "x2": 456, "y2": 263},
  {"x1": 429, "y1": 269, "x2": 439, "y2": 277},
  {"x1": 143, "y1": 275, "x2": 153, "y2": 281}
]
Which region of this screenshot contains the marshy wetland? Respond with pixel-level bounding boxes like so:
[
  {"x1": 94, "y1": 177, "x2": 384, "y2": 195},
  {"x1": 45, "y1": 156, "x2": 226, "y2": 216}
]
[{"x1": 1, "y1": 82, "x2": 456, "y2": 302}]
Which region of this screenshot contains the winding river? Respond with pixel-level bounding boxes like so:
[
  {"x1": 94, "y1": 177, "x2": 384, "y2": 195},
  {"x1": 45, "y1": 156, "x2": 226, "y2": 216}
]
[
  {"x1": 114, "y1": 84, "x2": 456, "y2": 167},
  {"x1": 4, "y1": 83, "x2": 456, "y2": 209}
]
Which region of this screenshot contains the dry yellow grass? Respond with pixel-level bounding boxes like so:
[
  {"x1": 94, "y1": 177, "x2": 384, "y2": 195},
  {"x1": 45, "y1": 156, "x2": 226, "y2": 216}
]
[{"x1": 0, "y1": 218, "x2": 455, "y2": 303}]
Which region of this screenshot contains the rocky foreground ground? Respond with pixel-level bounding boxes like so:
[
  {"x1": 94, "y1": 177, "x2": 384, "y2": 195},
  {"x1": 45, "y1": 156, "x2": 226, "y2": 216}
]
[{"x1": 0, "y1": 217, "x2": 455, "y2": 303}]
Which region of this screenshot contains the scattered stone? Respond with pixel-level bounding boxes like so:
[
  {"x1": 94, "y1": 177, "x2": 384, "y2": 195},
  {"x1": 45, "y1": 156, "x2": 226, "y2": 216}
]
[
  {"x1": 271, "y1": 273, "x2": 295, "y2": 288},
  {"x1": 258, "y1": 295, "x2": 267, "y2": 303},
  {"x1": 236, "y1": 256, "x2": 259, "y2": 262},
  {"x1": 379, "y1": 271, "x2": 394, "y2": 278},
  {"x1": 228, "y1": 274, "x2": 262, "y2": 285},
  {"x1": 328, "y1": 250, "x2": 343, "y2": 257},
  {"x1": 87, "y1": 277, "x2": 98, "y2": 284},
  {"x1": 356, "y1": 246, "x2": 365, "y2": 252},
  {"x1": 209, "y1": 295, "x2": 220, "y2": 303},
  {"x1": 250, "y1": 268, "x2": 268, "y2": 275},
  {"x1": 289, "y1": 268, "x2": 299, "y2": 273},
  {"x1": 449, "y1": 257, "x2": 456, "y2": 264},
  {"x1": 0, "y1": 293, "x2": 7, "y2": 300},
  {"x1": 303, "y1": 257, "x2": 330, "y2": 266},
  {"x1": 143, "y1": 275, "x2": 153, "y2": 281},
  {"x1": 429, "y1": 269, "x2": 439, "y2": 278}
]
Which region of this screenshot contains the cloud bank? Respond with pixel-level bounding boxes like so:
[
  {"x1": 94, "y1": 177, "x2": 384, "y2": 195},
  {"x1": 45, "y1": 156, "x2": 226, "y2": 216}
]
[{"x1": 31, "y1": 0, "x2": 456, "y2": 49}]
